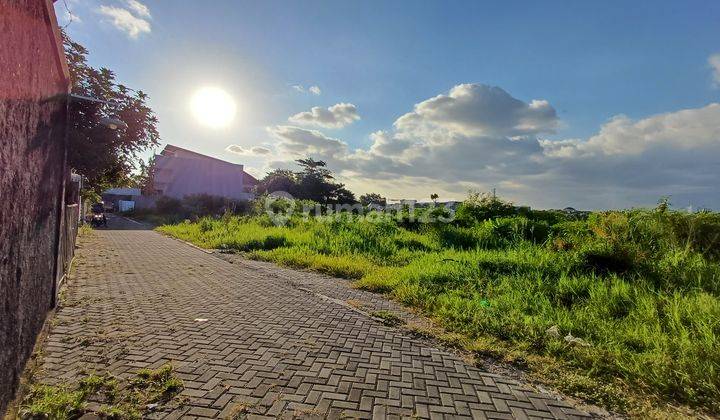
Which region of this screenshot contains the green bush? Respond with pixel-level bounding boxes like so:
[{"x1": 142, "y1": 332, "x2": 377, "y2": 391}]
[
  {"x1": 148, "y1": 194, "x2": 250, "y2": 222},
  {"x1": 489, "y1": 217, "x2": 551, "y2": 244},
  {"x1": 454, "y1": 191, "x2": 516, "y2": 226},
  {"x1": 577, "y1": 240, "x2": 641, "y2": 274}
]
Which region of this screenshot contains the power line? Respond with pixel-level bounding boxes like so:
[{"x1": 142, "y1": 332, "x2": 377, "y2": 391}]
[{"x1": 61, "y1": 0, "x2": 76, "y2": 30}]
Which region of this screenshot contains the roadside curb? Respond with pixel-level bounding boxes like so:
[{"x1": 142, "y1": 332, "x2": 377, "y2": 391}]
[{"x1": 153, "y1": 229, "x2": 214, "y2": 255}]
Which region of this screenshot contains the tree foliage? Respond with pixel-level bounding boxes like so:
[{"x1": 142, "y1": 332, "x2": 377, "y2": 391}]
[
  {"x1": 63, "y1": 32, "x2": 159, "y2": 195},
  {"x1": 255, "y1": 158, "x2": 356, "y2": 204},
  {"x1": 257, "y1": 169, "x2": 297, "y2": 195},
  {"x1": 359, "y1": 193, "x2": 387, "y2": 207},
  {"x1": 129, "y1": 155, "x2": 156, "y2": 193}
]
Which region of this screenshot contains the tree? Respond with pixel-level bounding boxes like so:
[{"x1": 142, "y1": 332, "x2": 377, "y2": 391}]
[
  {"x1": 127, "y1": 155, "x2": 153, "y2": 192},
  {"x1": 255, "y1": 169, "x2": 297, "y2": 195},
  {"x1": 294, "y1": 158, "x2": 356, "y2": 204},
  {"x1": 295, "y1": 158, "x2": 335, "y2": 202},
  {"x1": 63, "y1": 32, "x2": 159, "y2": 196},
  {"x1": 255, "y1": 158, "x2": 355, "y2": 204},
  {"x1": 430, "y1": 193, "x2": 439, "y2": 203},
  {"x1": 295, "y1": 158, "x2": 333, "y2": 178},
  {"x1": 329, "y1": 185, "x2": 356, "y2": 205},
  {"x1": 360, "y1": 193, "x2": 387, "y2": 207}
]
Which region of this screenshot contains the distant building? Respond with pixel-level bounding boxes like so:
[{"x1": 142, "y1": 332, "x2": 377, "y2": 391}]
[
  {"x1": 102, "y1": 187, "x2": 141, "y2": 212},
  {"x1": 103, "y1": 187, "x2": 141, "y2": 197},
  {"x1": 150, "y1": 144, "x2": 257, "y2": 200}
]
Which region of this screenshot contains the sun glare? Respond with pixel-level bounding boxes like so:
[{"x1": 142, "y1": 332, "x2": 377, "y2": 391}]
[{"x1": 190, "y1": 87, "x2": 237, "y2": 128}]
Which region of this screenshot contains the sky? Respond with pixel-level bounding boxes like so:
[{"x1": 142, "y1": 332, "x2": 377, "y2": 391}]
[{"x1": 57, "y1": 0, "x2": 720, "y2": 209}]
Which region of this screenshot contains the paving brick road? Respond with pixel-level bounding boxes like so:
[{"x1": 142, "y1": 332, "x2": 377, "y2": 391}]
[{"x1": 35, "y1": 215, "x2": 596, "y2": 419}]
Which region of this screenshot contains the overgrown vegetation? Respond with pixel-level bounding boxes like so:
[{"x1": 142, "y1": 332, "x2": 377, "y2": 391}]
[
  {"x1": 158, "y1": 194, "x2": 720, "y2": 415},
  {"x1": 371, "y1": 310, "x2": 405, "y2": 327},
  {"x1": 20, "y1": 365, "x2": 183, "y2": 419},
  {"x1": 123, "y1": 193, "x2": 251, "y2": 225}
]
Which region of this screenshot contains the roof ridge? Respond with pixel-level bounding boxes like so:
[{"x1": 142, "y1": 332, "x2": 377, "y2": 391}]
[{"x1": 161, "y1": 144, "x2": 243, "y2": 167}]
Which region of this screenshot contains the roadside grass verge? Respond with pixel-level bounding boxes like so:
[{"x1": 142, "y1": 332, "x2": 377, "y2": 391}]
[{"x1": 157, "y1": 208, "x2": 720, "y2": 416}]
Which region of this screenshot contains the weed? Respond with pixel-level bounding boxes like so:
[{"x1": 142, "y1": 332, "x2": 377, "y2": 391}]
[
  {"x1": 20, "y1": 385, "x2": 85, "y2": 419},
  {"x1": 131, "y1": 364, "x2": 184, "y2": 404},
  {"x1": 20, "y1": 365, "x2": 183, "y2": 419},
  {"x1": 370, "y1": 310, "x2": 404, "y2": 326},
  {"x1": 226, "y1": 402, "x2": 258, "y2": 419}
]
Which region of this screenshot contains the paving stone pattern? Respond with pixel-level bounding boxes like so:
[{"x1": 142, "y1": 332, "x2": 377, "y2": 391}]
[{"x1": 36, "y1": 216, "x2": 594, "y2": 419}]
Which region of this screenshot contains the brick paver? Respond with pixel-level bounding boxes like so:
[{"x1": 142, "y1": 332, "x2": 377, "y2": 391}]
[{"x1": 35, "y1": 215, "x2": 596, "y2": 419}]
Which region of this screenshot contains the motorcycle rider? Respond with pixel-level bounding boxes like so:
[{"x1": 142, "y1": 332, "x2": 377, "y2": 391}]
[{"x1": 91, "y1": 202, "x2": 108, "y2": 227}]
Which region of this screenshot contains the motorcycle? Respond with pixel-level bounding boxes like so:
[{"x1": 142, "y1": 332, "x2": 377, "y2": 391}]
[{"x1": 90, "y1": 203, "x2": 108, "y2": 228}]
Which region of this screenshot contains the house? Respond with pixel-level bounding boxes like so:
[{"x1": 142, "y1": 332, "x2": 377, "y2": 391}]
[{"x1": 150, "y1": 144, "x2": 257, "y2": 201}]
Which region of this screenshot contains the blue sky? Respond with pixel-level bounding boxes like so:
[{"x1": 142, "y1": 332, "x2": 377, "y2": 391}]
[{"x1": 58, "y1": 1, "x2": 720, "y2": 209}]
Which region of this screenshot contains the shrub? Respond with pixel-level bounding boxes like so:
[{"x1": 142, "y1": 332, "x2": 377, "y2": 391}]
[
  {"x1": 525, "y1": 208, "x2": 576, "y2": 225},
  {"x1": 432, "y1": 225, "x2": 503, "y2": 250},
  {"x1": 662, "y1": 210, "x2": 720, "y2": 261},
  {"x1": 182, "y1": 194, "x2": 249, "y2": 217},
  {"x1": 154, "y1": 196, "x2": 183, "y2": 215},
  {"x1": 489, "y1": 217, "x2": 551, "y2": 244},
  {"x1": 550, "y1": 221, "x2": 591, "y2": 248},
  {"x1": 198, "y1": 217, "x2": 214, "y2": 233},
  {"x1": 454, "y1": 191, "x2": 516, "y2": 226},
  {"x1": 577, "y1": 240, "x2": 641, "y2": 274}
]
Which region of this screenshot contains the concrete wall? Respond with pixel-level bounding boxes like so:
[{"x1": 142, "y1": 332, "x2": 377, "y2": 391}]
[{"x1": 0, "y1": 0, "x2": 70, "y2": 414}]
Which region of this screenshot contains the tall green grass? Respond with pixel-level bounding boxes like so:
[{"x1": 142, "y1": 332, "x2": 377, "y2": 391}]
[{"x1": 158, "y1": 207, "x2": 720, "y2": 413}]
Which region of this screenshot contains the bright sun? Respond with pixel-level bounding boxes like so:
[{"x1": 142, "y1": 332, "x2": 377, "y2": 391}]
[{"x1": 190, "y1": 87, "x2": 237, "y2": 128}]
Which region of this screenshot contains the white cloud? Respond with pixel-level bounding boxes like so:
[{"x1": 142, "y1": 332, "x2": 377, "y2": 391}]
[
  {"x1": 261, "y1": 83, "x2": 720, "y2": 209},
  {"x1": 267, "y1": 84, "x2": 553, "y2": 190},
  {"x1": 537, "y1": 103, "x2": 720, "y2": 202},
  {"x1": 97, "y1": 4, "x2": 151, "y2": 39},
  {"x1": 288, "y1": 103, "x2": 360, "y2": 129},
  {"x1": 291, "y1": 85, "x2": 322, "y2": 95},
  {"x1": 394, "y1": 84, "x2": 557, "y2": 138},
  {"x1": 125, "y1": 0, "x2": 151, "y2": 18},
  {"x1": 251, "y1": 146, "x2": 272, "y2": 155},
  {"x1": 268, "y1": 126, "x2": 348, "y2": 159},
  {"x1": 541, "y1": 104, "x2": 720, "y2": 158},
  {"x1": 368, "y1": 130, "x2": 413, "y2": 155},
  {"x1": 225, "y1": 145, "x2": 245, "y2": 154},
  {"x1": 709, "y1": 53, "x2": 720, "y2": 87},
  {"x1": 226, "y1": 145, "x2": 272, "y2": 156}
]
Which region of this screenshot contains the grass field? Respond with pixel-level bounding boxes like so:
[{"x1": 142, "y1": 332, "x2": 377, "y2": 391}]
[{"x1": 157, "y1": 197, "x2": 720, "y2": 416}]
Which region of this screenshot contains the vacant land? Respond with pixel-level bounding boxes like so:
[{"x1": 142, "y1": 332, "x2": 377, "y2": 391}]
[{"x1": 158, "y1": 196, "x2": 720, "y2": 416}]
